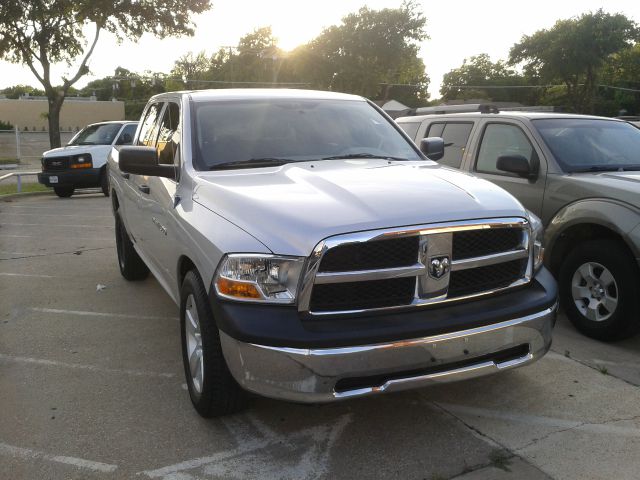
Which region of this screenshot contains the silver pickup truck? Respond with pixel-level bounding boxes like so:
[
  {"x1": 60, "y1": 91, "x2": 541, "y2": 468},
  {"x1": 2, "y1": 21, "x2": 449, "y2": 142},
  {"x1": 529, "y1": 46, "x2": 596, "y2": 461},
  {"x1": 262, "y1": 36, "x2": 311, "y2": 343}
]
[{"x1": 108, "y1": 89, "x2": 557, "y2": 417}]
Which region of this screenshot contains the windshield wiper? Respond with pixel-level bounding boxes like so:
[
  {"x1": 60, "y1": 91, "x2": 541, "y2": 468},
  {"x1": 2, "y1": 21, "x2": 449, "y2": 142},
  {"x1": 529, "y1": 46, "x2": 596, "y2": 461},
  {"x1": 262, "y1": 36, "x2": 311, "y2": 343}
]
[
  {"x1": 209, "y1": 158, "x2": 295, "y2": 170},
  {"x1": 320, "y1": 153, "x2": 409, "y2": 161}
]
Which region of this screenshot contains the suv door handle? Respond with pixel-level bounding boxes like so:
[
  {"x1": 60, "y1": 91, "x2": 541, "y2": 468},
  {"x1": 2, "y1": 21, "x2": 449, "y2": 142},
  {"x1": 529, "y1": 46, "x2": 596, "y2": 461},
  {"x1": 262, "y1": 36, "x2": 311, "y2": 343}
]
[
  {"x1": 121, "y1": 172, "x2": 130, "y2": 179},
  {"x1": 138, "y1": 184, "x2": 150, "y2": 194}
]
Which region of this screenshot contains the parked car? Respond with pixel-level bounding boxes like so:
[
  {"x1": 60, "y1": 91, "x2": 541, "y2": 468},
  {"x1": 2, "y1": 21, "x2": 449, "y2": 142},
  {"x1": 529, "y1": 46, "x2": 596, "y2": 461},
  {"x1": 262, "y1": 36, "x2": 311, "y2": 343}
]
[
  {"x1": 38, "y1": 121, "x2": 138, "y2": 198},
  {"x1": 396, "y1": 111, "x2": 640, "y2": 341},
  {"x1": 109, "y1": 89, "x2": 557, "y2": 417}
]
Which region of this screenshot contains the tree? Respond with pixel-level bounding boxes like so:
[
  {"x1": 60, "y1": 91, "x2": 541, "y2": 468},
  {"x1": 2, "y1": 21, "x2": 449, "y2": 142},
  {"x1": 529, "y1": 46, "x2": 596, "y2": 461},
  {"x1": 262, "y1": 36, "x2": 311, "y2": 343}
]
[
  {"x1": 285, "y1": 1, "x2": 429, "y2": 104},
  {"x1": 0, "y1": 0, "x2": 210, "y2": 148},
  {"x1": 509, "y1": 9, "x2": 639, "y2": 113},
  {"x1": 1, "y1": 84, "x2": 46, "y2": 99},
  {"x1": 440, "y1": 54, "x2": 537, "y2": 104}
]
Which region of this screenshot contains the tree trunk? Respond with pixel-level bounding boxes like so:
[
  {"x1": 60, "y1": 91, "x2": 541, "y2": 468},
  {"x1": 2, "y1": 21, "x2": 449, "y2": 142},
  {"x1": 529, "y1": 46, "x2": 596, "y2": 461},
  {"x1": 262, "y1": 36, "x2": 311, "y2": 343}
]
[{"x1": 47, "y1": 93, "x2": 65, "y2": 149}]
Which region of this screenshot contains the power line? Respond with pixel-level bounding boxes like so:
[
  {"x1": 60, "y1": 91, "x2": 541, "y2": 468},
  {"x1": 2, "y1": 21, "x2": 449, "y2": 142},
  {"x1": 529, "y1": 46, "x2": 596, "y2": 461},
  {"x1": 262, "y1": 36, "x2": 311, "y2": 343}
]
[{"x1": 449, "y1": 84, "x2": 640, "y2": 93}]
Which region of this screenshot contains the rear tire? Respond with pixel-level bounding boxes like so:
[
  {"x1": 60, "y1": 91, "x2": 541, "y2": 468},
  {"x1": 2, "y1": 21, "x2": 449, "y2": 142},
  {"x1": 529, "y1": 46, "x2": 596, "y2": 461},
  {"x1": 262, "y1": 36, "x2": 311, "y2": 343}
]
[
  {"x1": 54, "y1": 186, "x2": 74, "y2": 198},
  {"x1": 180, "y1": 270, "x2": 249, "y2": 417},
  {"x1": 101, "y1": 169, "x2": 110, "y2": 197},
  {"x1": 559, "y1": 239, "x2": 640, "y2": 341},
  {"x1": 115, "y1": 212, "x2": 149, "y2": 281}
]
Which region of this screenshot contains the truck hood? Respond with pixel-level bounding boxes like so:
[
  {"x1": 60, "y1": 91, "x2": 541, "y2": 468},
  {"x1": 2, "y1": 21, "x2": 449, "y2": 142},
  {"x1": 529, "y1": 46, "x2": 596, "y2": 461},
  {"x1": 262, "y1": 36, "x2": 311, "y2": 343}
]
[
  {"x1": 44, "y1": 144, "x2": 112, "y2": 158},
  {"x1": 556, "y1": 171, "x2": 640, "y2": 209},
  {"x1": 193, "y1": 160, "x2": 527, "y2": 256}
]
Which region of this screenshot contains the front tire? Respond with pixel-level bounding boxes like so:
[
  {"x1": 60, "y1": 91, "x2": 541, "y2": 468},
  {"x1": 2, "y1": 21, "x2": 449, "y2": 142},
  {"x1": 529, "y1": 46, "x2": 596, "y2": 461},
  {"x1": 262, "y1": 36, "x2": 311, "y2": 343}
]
[
  {"x1": 180, "y1": 270, "x2": 249, "y2": 417},
  {"x1": 101, "y1": 169, "x2": 110, "y2": 197},
  {"x1": 54, "y1": 186, "x2": 74, "y2": 198},
  {"x1": 559, "y1": 239, "x2": 640, "y2": 341},
  {"x1": 115, "y1": 212, "x2": 149, "y2": 281}
]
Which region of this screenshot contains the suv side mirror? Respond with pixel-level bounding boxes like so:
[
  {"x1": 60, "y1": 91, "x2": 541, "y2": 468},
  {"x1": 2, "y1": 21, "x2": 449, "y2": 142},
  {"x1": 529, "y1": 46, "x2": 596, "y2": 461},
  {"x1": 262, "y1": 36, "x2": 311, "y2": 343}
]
[
  {"x1": 496, "y1": 154, "x2": 537, "y2": 179},
  {"x1": 119, "y1": 146, "x2": 177, "y2": 180},
  {"x1": 420, "y1": 137, "x2": 444, "y2": 161}
]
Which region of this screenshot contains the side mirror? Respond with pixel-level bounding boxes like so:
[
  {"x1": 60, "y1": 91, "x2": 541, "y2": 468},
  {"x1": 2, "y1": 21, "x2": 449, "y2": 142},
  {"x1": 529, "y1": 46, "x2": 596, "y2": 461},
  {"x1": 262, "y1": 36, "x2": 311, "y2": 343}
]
[
  {"x1": 117, "y1": 133, "x2": 133, "y2": 145},
  {"x1": 119, "y1": 146, "x2": 177, "y2": 180},
  {"x1": 420, "y1": 137, "x2": 444, "y2": 161},
  {"x1": 496, "y1": 154, "x2": 537, "y2": 179}
]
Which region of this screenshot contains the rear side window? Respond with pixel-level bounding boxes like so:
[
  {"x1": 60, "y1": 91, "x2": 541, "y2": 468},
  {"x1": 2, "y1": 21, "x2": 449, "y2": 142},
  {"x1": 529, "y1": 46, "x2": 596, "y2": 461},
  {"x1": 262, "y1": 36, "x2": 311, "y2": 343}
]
[
  {"x1": 137, "y1": 103, "x2": 163, "y2": 146},
  {"x1": 426, "y1": 122, "x2": 473, "y2": 168},
  {"x1": 476, "y1": 123, "x2": 535, "y2": 175}
]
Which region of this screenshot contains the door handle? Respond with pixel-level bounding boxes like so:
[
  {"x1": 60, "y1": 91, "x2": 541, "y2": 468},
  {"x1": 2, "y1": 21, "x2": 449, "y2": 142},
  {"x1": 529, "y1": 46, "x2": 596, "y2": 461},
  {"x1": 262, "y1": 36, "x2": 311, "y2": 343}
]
[
  {"x1": 121, "y1": 172, "x2": 130, "y2": 179},
  {"x1": 138, "y1": 184, "x2": 150, "y2": 194}
]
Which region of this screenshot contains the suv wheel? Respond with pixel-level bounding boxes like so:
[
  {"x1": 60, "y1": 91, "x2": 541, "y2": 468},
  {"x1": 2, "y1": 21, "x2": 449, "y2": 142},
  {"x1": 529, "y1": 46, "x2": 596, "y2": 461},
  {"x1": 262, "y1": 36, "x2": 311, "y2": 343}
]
[
  {"x1": 53, "y1": 186, "x2": 74, "y2": 198},
  {"x1": 115, "y1": 212, "x2": 149, "y2": 280},
  {"x1": 180, "y1": 270, "x2": 249, "y2": 417},
  {"x1": 101, "y1": 169, "x2": 110, "y2": 197},
  {"x1": 559, "y1": 239, "x2": 639, "y2": 341}
]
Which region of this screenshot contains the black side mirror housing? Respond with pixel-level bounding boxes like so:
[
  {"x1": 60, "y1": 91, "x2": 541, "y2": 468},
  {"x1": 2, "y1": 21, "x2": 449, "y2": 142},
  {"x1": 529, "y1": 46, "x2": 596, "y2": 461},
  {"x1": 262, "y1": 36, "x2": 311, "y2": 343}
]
[
  {"x1": 119, "y1": 146, "x2": 177, "y2": 180},
  {"x1": 496, "y1": 154, "x2": 537, "y2": 179},
  {"x1": 420, "y1": 137, "x2": 445, "y2": 161}
]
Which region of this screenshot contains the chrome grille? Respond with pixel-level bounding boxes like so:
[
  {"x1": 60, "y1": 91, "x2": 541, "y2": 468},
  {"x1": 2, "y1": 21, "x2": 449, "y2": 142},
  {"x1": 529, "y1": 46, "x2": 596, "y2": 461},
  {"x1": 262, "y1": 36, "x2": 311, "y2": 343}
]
[{"x1": 299, "y1": 218, "x2": 532, "y2": 315}]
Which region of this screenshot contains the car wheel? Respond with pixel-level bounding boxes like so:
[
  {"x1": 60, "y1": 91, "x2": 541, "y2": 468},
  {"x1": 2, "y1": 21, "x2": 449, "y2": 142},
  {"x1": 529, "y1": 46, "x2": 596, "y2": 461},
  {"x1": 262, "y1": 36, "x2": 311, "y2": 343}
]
[
  {"x1": 53, "y1": 186, "x2": 74, "y2": 198},
  {"x1": 115, "y1": 212, "x2": 149, "y2": 281},
  {"x1": 101, "y1": 169, "x2": 110, "y2": 197},
  {"x1": 180, "y1": 270, "x2": 249, "y2": 417},
  {"x1": 559, "y1": 239, "x2": 640, "y2": 341}
]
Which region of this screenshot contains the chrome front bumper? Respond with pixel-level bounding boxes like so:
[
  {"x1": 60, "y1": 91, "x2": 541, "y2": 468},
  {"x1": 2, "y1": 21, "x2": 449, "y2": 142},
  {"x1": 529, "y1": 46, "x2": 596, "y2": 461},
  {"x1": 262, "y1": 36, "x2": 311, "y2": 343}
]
[{"x1": 220, "y1": 304, "x2": 557, "y2": 403}]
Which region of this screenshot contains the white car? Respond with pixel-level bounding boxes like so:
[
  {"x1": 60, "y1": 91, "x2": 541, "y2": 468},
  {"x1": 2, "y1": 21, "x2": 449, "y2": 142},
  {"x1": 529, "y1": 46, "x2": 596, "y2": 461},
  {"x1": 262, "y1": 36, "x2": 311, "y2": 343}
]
[{"x1": 38, "y1": 121, "x2": 138, "y2": 198}]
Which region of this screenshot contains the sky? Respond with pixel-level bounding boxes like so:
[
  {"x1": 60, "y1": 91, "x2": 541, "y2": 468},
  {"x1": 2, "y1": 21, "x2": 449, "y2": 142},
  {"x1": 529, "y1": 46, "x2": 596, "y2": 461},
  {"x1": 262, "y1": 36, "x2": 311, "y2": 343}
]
[{"x1": 1, "y1": 0, "x2": 639, "y2": 100}]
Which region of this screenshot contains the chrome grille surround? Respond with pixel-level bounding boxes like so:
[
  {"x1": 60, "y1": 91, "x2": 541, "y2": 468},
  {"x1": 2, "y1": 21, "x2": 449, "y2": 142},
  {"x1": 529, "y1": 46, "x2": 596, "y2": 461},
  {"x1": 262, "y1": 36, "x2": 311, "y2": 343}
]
[{"x1": 298, "y1": 217, "x2": 532, "y2": 316}]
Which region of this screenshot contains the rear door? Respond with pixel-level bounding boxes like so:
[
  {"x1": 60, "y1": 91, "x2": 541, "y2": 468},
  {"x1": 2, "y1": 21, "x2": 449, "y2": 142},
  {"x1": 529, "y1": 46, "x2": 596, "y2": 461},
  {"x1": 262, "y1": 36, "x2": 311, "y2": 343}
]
[
  {"x1": 422, "y1": 121, "x2": 475, "y2": 169},
  {"x1": 122, "y1": 102, "x2": 164, "y2": 243},
  {"x1": 469, "y1": 120, "x2": 547, "y2": 215},
  {"x1": 137, "y1": 100, "x2": 181, "y2": 286}
]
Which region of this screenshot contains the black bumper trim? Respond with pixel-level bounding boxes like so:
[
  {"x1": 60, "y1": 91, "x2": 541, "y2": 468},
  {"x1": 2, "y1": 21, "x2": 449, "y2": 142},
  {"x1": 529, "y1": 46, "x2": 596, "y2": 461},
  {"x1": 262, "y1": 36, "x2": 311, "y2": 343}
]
[
  {"x1": 211, "y1": 267, "x2": 558, "y2": 349},
  {"x1": 38, "y1": 169, "x2": 102, "y2": 188}
]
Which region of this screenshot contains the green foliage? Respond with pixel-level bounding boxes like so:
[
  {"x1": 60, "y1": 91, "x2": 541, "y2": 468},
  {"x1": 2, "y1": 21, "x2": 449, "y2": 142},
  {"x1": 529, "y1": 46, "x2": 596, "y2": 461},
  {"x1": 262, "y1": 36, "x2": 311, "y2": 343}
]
[
  {"x1": 0, "y1": 0, "x2": 212, "y2": 147},
  {"x1": 440, "y1": 54, "x2": 537, "y2": 104},
  {"x1": 509, "y1": 9, "x2": 639, "y2": 113},
  {"x1": 293, "y1": 1, "x2": 429, "y2": 103},
  {"x1": 1, "y1": 84, "x2": 45, "y2": 99},
  {"x1": 0, "y1": 119, "x2": 13, "y2": 130}
]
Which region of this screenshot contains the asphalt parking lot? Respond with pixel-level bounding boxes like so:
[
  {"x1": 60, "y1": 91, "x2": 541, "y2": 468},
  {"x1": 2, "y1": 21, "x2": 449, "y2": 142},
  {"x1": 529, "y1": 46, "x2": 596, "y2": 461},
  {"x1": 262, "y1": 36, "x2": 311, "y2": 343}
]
[{"x1": 1, "y1": 192, "x2": 640, "y2": 480}]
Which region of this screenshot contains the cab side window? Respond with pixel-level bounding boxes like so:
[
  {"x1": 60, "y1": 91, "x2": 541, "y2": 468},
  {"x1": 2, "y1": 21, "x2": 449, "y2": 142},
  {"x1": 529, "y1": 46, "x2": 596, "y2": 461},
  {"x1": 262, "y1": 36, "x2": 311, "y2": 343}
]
[
  {"x1": 157, "y1": 102, "x2": 180, "y2": 165},
  {"x1": 476, "y1": 123, "x2": 536, "y2": 175},
  {"x1": 426, "y1": 122, "x2": 473, "y2": 168},
  {"x1": 137, "y1": 103, "x2": 163, "y2": 146}
]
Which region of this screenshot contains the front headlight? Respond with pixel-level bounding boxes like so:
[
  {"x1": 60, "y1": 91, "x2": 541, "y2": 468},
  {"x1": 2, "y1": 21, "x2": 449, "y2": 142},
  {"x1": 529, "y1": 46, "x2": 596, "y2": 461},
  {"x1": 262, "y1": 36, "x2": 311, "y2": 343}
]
[
  {"x1": 214, "y1": 254, "x2": 305, "y2": 304},
  {"x1": 527, "y1": 211, "x2": 544, "y2": 273}
]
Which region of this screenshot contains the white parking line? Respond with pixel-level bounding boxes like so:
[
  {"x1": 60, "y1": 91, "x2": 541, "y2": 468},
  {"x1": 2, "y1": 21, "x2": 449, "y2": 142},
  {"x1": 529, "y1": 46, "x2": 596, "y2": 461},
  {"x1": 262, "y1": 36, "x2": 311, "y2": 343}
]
[
  {"x1": 0, "y1": 272, "x2": 55, "y2": 278},
  {"x1": 0, "y1": 353, "x2": 176, "y2": 378},
  {"x1": 0, "y1": 441, "x2": 118, "y2": 473},
  {"x1": 141, "y1": 414, "x2": 352, "y2": 479},
  {"x1": 0, "y1": 233, "x2": 114, "y2": 240},
  {"x1": 29, "y1": 307, "x2": 178, "y2": 321}
]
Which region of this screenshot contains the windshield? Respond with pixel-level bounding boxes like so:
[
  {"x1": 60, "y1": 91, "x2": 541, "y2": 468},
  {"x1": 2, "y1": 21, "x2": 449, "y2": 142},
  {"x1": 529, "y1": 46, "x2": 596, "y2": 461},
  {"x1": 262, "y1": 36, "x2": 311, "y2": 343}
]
[
  {"x1": 533, "y1": 118, "x2": 640, "y2": 172},
  {"x1": 68, "y1": 123, "x2": 123, "y2": 146},
  {"x1": 193, "y1": 99, "x2": 421, "y2": 169}
]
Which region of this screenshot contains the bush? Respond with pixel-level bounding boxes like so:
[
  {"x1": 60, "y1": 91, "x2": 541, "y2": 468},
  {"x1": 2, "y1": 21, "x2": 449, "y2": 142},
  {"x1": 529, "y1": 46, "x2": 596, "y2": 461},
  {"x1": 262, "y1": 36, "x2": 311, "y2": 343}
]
[{"x1": 0, "y1": 119, "x2": 13, "y2": 130}]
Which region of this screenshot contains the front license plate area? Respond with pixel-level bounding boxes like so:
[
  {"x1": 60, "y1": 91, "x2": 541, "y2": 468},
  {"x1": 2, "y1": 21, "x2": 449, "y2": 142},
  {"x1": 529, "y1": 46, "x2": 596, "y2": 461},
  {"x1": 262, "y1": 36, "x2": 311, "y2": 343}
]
[{"x1": 49, "y1": 176, "x2": 58, "y2": 184}]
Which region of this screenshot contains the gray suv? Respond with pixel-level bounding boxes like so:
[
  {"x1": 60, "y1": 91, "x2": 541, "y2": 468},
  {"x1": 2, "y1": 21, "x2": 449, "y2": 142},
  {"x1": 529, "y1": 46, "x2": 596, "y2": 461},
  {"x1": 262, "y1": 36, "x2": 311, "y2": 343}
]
[{"x1": 397, "y1": 112, "x2": 640, "y2": 341}]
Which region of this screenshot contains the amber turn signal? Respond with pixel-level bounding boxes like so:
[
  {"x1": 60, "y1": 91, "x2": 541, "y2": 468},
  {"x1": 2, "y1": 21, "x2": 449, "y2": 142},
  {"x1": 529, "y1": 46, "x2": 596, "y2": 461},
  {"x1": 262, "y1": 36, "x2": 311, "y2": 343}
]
[
  {"x1": 216, "y1": 277, "x2": 262, "y2": 299},
  {"x1": 70, "y1": 163, "x2": 92, "y2": 169}
]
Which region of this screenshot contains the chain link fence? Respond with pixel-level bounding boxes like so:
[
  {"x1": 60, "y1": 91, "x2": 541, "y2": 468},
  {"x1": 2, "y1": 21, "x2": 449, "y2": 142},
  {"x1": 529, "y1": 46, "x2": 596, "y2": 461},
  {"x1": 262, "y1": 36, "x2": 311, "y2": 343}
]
[{"x1": 0, "y1": 128, "x2": 76, "y2": 171}]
